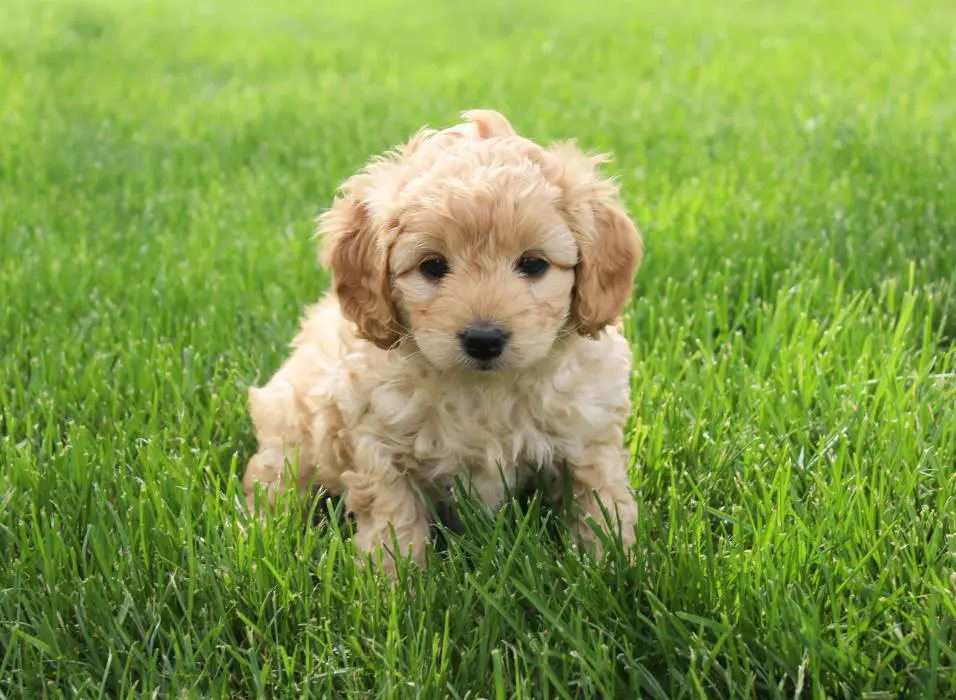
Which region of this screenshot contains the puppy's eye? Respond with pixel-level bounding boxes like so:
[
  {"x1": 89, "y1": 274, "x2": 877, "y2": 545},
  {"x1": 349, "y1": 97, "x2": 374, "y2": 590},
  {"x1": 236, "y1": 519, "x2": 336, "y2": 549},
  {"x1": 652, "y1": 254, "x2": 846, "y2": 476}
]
[
  {"x1": 419, "y1": 256, "x2": 450, "y2": 281},
  {"x1": 516, "y1": 256, "x2": 550, "y2": 279}
]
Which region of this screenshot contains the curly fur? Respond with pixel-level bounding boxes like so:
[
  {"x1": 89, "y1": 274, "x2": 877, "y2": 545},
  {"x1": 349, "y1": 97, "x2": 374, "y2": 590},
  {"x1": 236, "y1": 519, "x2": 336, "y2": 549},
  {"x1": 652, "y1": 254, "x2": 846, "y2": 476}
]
[{"x1": 242, "y1": 109, "x2": 644, "y2": 572}]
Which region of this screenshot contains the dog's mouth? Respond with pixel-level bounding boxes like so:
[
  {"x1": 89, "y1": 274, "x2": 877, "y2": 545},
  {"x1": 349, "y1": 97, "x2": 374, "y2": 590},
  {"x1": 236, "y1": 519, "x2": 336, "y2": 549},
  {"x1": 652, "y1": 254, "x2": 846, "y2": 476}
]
[
  {"x1": 458, "y1": 355, "x2": 507, "y2": 373},
  {"x1": 470, "y1": 358, "x2": 504, "y2": 372},
  {"x1": 476, "y1": 360, "x2": 502, "y2": 372}
]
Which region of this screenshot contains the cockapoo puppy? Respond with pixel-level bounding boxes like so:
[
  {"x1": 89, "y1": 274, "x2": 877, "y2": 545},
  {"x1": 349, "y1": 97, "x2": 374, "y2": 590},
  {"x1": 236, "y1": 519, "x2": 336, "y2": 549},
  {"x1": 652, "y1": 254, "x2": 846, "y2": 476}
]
[{"x1": 243, "y1": 109, "x2": 644, "y2": 572}]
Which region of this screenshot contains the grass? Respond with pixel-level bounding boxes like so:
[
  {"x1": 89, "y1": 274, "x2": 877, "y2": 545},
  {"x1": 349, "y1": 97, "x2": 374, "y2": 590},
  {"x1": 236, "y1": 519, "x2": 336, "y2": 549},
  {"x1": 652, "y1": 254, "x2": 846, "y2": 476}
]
[{"x1": 1, "y1": 0, "x2": 955, "y2": 696}]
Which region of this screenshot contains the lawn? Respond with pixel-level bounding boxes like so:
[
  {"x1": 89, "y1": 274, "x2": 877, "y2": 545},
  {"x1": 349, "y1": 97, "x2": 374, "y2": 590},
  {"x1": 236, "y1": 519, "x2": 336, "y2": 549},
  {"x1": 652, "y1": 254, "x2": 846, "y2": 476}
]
[{"x1": 1, "y1": 0, "x2": 955, "y2": 696}]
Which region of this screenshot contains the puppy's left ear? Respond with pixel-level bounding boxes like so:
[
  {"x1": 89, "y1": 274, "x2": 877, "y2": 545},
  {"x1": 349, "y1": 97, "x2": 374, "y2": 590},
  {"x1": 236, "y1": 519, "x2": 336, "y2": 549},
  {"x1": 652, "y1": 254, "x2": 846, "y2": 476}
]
[{"x1": 549, "y1": 144, "x2": 644, "y2": 337}]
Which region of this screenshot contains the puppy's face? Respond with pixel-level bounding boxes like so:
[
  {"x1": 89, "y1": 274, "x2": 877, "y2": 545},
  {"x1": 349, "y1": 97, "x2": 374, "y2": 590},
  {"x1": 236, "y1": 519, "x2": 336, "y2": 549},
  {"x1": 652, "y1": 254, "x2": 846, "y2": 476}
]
[
  {"x1": 390, "y1": 169, "x2": 576, "y2": 372},
  {"x1": 319, "y1": 110, "x2": 643, "y2": 374}
]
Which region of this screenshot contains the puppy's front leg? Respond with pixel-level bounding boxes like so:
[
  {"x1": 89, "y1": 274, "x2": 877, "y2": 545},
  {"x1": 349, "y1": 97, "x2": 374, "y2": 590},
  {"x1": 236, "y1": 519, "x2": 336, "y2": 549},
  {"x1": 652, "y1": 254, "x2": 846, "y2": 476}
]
[
  {"x1": 566, "y1": 441, "x2": 638, "y2": 558},
  {"x1": 343, "y1": 438, "x2": 430, "y2": 574}
]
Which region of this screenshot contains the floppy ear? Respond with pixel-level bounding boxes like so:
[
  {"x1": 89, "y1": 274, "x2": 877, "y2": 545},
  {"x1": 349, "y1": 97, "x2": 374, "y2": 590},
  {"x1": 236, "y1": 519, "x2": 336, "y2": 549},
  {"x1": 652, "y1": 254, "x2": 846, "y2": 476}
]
[
  {"x1": 570, "y1": 198, "x2": 643, "y2": 336},
  {"x1": 318, "y1": 189, "x2": 401, "y2": 349},
  {"x1": 546, "y1": 143, "x2": 644, "y2": 337}
]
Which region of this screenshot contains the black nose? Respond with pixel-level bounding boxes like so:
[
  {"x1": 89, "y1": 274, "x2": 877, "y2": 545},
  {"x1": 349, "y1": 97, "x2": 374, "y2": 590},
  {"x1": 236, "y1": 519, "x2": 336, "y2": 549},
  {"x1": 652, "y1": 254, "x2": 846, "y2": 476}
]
[{"x1": 459, "y1": 326, "x2": 509, "y2": 361}]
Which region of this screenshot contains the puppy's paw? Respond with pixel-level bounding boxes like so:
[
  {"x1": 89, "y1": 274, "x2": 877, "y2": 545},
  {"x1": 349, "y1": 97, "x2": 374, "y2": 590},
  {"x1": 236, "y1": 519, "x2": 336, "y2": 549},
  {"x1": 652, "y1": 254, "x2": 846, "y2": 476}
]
[
  {"x1": 354, "y1": 547, "x2": 400, "y2": 578},
  {"x1": 570, "y1": 497, "x2": 638, "y2": 564},
  {"x1": 353, "y1": 523, "x2": 429, "y2": 579}
]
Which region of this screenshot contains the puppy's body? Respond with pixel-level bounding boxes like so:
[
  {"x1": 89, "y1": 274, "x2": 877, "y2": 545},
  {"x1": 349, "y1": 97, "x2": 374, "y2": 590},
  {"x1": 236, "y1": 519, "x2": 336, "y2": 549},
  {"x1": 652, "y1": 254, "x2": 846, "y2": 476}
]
[
  {"x1": 246, "y1": 297, "x2": 634, "y2": 531},
  {"x1": 243, "y1": 110, "x2": 643, "y2": 570}
]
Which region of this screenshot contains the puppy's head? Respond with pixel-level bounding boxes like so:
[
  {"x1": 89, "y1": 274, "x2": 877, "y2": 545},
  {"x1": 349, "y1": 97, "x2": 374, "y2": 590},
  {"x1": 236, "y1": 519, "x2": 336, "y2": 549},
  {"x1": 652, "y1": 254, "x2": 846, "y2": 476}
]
[{"x1": 319, "y1": 109, "x2": 643, "y2": 373}]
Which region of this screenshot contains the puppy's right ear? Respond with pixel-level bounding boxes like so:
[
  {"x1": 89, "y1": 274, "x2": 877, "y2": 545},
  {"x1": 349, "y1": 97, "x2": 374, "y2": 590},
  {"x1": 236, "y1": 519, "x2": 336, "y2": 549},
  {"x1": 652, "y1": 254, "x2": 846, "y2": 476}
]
[{"x1": 318, "y1": 189, "x2": 401, "y2": 349}]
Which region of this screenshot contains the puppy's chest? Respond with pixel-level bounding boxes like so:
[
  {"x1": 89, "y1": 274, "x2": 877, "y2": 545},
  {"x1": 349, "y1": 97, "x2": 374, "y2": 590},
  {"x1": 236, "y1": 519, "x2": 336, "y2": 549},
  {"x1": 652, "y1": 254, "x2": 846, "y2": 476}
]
[{"x1": 387, "y1": 382, "x2": 558, "y2": 476}]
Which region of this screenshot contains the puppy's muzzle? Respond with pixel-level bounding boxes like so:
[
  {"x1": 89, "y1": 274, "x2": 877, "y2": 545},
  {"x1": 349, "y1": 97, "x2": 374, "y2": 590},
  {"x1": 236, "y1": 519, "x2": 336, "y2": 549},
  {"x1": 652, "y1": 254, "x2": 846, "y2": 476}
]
[{"x1": 458, "y1": 325, "x2": 510, "y2": 362}]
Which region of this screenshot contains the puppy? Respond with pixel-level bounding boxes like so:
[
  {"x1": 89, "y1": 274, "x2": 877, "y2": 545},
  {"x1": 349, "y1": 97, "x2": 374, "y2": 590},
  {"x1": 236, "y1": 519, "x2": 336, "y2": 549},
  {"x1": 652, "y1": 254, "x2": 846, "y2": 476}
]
[{"x1": 243, "y1": 110, "x2": 644, "y2": 572}]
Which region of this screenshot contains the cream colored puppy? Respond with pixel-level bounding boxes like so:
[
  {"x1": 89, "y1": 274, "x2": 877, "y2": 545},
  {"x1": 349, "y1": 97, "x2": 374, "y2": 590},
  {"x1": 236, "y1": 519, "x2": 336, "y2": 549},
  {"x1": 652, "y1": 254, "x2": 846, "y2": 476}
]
[{"x1": 243, "y1": 110, "x2": 644, "y2": 572}]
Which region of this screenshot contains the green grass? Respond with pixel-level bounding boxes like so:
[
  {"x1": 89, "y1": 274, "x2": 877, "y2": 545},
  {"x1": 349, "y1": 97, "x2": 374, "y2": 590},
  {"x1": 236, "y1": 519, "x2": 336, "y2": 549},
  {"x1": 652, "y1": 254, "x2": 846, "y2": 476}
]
[{"x1": 2, "y1": 0, "x2": 955, "y2": 696}]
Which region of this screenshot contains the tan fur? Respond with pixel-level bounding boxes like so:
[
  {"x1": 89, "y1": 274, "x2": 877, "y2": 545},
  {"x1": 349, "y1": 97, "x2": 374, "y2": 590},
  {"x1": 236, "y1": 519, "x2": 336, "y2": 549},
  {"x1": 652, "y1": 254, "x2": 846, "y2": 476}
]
[{"x1": 243, "y1": 110, "x2": 644, "y2": 572}]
